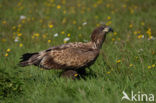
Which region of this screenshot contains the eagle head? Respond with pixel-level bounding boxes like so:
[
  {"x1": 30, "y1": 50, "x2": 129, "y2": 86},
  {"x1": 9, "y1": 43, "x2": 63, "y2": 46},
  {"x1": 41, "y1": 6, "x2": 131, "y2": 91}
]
[{"x1": 91, "y1": 25, "x2": 113, "y2": 49}]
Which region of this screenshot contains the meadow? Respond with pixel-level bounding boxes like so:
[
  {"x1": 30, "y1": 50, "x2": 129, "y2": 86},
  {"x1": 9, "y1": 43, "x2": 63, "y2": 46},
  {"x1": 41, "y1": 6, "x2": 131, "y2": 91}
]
[{"x1": 0, "y1": 0, "x2": 156, "y2": 103}]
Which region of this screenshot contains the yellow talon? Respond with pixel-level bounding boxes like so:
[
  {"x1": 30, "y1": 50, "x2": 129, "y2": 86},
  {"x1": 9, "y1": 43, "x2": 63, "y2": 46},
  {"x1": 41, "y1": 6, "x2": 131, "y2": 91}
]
[{"x1": 74, "y1": 73, "x2": 78, "y2": 77}]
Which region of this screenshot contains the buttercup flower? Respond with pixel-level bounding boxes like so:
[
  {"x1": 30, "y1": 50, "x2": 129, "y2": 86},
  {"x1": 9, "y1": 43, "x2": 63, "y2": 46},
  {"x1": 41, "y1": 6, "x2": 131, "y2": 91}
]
[
  {"x1": 57, "y1": 5, "x2": 61, "y2": 9},
  {"x1": 116, "y1": 59, "x2": 121, "y2": 63},
  {"x1": 6, "y1": 49, "x2": 11, "y2": 52},
  {"x1": 48, "y1": 40, "x2": 51, "y2": 43},
  {"x1": 19, "y1": 43, "x2": 23, "y2": 47}
]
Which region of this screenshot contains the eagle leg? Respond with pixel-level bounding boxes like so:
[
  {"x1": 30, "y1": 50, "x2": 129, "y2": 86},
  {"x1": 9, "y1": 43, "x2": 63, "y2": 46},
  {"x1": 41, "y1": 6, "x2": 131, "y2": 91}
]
[
  {"x1": 77, "y1": 68, "x2": 97, "y2": 79},
  {"x1": 77, "y1": 68, "x2": 87, "y2": 76}
]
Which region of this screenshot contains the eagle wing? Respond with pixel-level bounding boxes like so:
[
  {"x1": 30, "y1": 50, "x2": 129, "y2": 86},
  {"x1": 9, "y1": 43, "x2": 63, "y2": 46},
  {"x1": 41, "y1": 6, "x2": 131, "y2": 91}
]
[{"x1": 39, "y1": 43, "x2": 99, "y2": 70}]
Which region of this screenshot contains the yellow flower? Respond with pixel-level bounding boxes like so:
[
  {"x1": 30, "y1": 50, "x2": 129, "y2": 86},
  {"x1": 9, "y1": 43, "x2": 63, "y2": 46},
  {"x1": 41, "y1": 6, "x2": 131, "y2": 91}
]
[
  {"x1": 111, "y1": 10, "x2": 115, "y2": 14},
  {"x1": 17, "y1": 28, "x2": 20, "y2": 32},
  {"x1": 32, "y1": 35, "x2": 35, "y2": 39},
  {"x1": 48, "y1": 24, "x2": 53, "y2": 28},
  {"x1": 93, "y1": 3, "x2": 97, "y2": 8},
  {"x1": 5, "y1": 53, "x2": 8, "y2": 57},
  {"x1": 116, "y1": 60, "x2": 121, "y2": 63},
  {"x1": 67, "y1": 33, "x2": 71, "y2": 37},
  {"x1": 42, "y1": 34, "x2": 47, "y2": 38},
  {"x1": 112, "y1": 38, "x2": 115, "y2": 41},
  {"x1": 146, "y1": 28, "x2": 151, "y2": 35},
  {"x1": 78, "y1": 26, "x2": 81, "y2": 30},
  {"x1": 72, "y1": 20, "x2": 76, "y2": 24},
  {"x1": 61, "y1": 31, "x2": 65, "y2": 34},
  {"x1": 133, "y1": 31, "x2": 137, "y2": 35},
  {"x1": 113, "y1": 32, "x2": 117, "y2": 36},
  {"x1": 57, "y1": 5, "x2": 61, "y2": 9},
  {"x1": 141, "y1": 22, "x2": 145, "y2": 26},
  {"x1": 107, "y1": 16, "x2": 111, "y2": 20},
  {"x1": 148, "y1": 66, "x2": 151, "y2": 69},
  {"x1": 39, "y1": 19, "x2": 43, "y2": 23},
  {"x1": 129, "y1": 64, "x2": 133, "y2": 67},
  {"x1": 18, "y1": 24, "x2": 22, "y2": 28},
  {"x1": 97, "y1": 0, "x2": 102, "y2": 4},
  {"x1": 106, "y1": 4, "x2": 110, "y2": 8},
  {"x1": 152, "y1": 51, "x2": 155, "y2": 55},
  {"x1": 146, "y1": 31, "x2": 151, "y2": 35},
  {"x1": 106, "y1": 21, "x2": 112, "y2": 26},
  {"x1": 137, "y1": 34, "x2": 144, "y2": 39},
  {"x1": 63, "y1": 10, "x2": 66, "y2": 14},
  {"x1": 107, "y1": 71, "x2": 111, "y2": 74},
  {"x1": 2, "y1": 38, "x2": 6, "y2": 42},
  {"x1": 22, "y1": 20, "x2": 25, "y2": 24},
  {"x1": 117, "y1": 38, "x2": 121, "y2": 41},
  {"x1": 87, "y1": 8, "x2": 91, "y2": 11},
  {"x1": 62, "y1": 0, "x2": 66, "y2": 4},
  {"x1": 12, "y1": 26, "x2": 16, "y2": 30},
  {"x1": 152, "y1": 64, "x2": 155, "y2": 68},
  {"x1": 48, "y1": 40, "x2": 51, "y2": 43},
  {"x1": 64, "y1": 40, "x2": 67, "y2": 44},
  {"x1": 78, "y1": 34, "x2": 82, "y2": 37},
  {"x1": 122, "y1": 4, "x2": 127, "y2": 8},
  {"x1": 96, "y1": 23, "x2": 100, "y2": 27},
  {"x1": 147, "y1": 28, "x2": 151, "y2": 31},
  {"x1": 27, "y1": 18, "x2": 31, "y2": 22},
  {"x1": 129, "y1": 24, "x2": 133, "y2": 28},
  {"x1": 137, "y1": 31, "x2": 141, "y2": 34},
  {"x1": 32, "y1": 17, "x2": 34, "y2": 21},
  {"x1": 95, "y1": 16, "x2": 98, "y2": 19},
  {"x1": 19, "y1": 43, "x2": 23, "y2": 47},
  {"x1": 6, "y1": 49, "x2": 11, "y2": 52},
  {"x1": 34, "y1": 33, "x2": 40, "y2": 37},
  {"x1": 135, "y1": 56, "x2": 138, "y2": 59},
  {"x1": 130, "y1": 9, "x2": 134, "y2": 14},
  {"x1": 18, "y1": 33, "x2": 22, "y2": 37},
  {"x1": 2, "y1": 20, "x2": 7, "y2": 24}
]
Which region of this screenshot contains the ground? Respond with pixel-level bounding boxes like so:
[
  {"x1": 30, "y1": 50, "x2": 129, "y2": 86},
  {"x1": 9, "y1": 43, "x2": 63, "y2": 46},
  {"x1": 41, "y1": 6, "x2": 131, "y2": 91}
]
[{"x1": 0, "y1": 0, "x2": 156, "y2": 103}]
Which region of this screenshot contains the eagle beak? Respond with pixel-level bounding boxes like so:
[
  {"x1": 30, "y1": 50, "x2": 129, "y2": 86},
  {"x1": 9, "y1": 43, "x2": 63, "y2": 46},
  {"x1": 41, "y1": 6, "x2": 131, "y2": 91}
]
[
  {"x1": 103, "y1": 27, "x2": 114, "y2": 32},
  {"x1": 109, "y1": 27, "x2": 113, "y2": 32}
]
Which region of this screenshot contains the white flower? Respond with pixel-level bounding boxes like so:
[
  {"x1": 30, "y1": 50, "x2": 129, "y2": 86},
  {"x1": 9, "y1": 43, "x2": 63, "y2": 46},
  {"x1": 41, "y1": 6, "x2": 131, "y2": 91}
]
[
  {"x1": 138, "y1": 48, "x2": 143, "y2": 52},
  {"x1": 20, "y1": 15, "x2": 26, "y2": 20},
  {"x1": 82, "y1": 22, "x2": 87, "y2": 26},
  {"x1": 114, "y1": 41, "x2": 118, "y2": 44},
  {"x1": 54, "y1": 33, "x2": 58, "y2": 37},
  {"x1": 64, "y1": 37, "x2": 70, "y2": 42},
  {"x1": 14, "y1": 37, "x2": 19, "y2": 42},
  {"x1": 148, "y1": 36, "x2": 155, "y2": 40}
]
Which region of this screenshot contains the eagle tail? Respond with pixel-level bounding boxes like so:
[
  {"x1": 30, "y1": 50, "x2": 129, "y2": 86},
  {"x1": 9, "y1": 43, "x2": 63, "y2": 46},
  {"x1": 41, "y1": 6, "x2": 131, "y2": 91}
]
[{"x1": 19, "y1": 52, "x2": 41, "y2": 67}]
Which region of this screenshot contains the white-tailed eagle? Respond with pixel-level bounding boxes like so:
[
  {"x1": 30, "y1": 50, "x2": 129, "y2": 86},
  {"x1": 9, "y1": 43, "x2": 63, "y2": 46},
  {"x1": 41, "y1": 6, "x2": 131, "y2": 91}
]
[{"x1": 19, "y1": 25, "x2": 113, "y2": 79}]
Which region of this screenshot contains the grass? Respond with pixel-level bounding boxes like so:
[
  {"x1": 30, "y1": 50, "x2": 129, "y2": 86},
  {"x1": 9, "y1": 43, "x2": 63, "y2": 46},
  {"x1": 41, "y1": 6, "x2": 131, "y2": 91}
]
[{"x1": 0, "y1": 0, "x2": 156, "y2": 103}]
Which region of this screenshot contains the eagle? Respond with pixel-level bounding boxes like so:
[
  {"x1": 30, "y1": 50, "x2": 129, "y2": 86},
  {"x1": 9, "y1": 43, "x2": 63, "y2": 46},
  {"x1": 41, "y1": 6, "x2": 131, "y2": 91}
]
[{"x1": 19, "y1": 25, "x2": 113, "y2": 79}]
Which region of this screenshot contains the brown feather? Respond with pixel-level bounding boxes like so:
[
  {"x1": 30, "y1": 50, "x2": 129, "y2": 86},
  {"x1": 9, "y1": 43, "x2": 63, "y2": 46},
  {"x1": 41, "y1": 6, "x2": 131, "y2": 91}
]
[
  {"x1": 39, "y1": 43, "x2": 99, "y2": 70},
  {"x1": 19, "y1": 26, "x2": 112, "y2": 74}
]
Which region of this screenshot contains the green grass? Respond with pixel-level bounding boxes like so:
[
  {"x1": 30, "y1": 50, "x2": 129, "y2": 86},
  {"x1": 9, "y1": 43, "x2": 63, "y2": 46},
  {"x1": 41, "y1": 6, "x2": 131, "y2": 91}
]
[{"x1": 0, "y1": 0, "x2": 156, "y2": 103}]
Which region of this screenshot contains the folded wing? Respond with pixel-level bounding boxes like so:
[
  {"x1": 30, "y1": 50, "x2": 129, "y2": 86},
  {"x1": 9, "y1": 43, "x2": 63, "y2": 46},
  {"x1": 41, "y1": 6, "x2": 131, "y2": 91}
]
[{"x1": 39, "y1": 47, "x2": 99, "y2": 70}]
